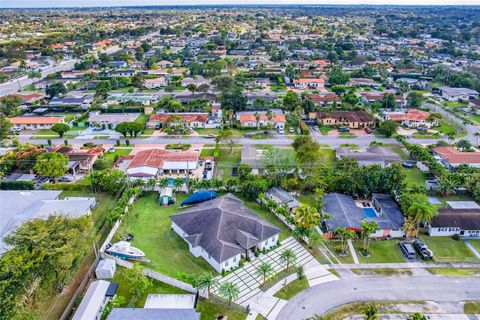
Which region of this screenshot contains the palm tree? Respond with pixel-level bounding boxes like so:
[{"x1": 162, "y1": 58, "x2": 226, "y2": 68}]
[
  {"x1": 335, "y1": 228, "x2": 356, "y2": 255},
  {"x1": 218, "y1": 282, "x2": 239, "y2": 305},
  {"x1": 275, "y1": 206, "x2": 289, "y2": 219},
  {"x1": 266, "y1": 109, "x2": 274, "y2": 127},
  {"x1": 173, "y1": 177, "x2": 184, "y2": 191},
  {"x1": 147, "y1": 178, "x2": 157, "y2": 191},
  {"x1": 403, "y1": 216, "x2": 416, "y2": 239},
  {"x1": 293, "y1": 204, "x2": 321, "y2": 231},
  {"x1": 256, "y1": 262, "x2": 273, "y2": 288},
  {"x1": 446, "y1": 132, "x2": 456, "y2": 144},
  {"x1": 158, "y1": 178, "x2": 169, "y2": 189},
  {"x1": 279, "y1": 248, "x2": 297, "y2": 271},
  {"x1": 408, "y1": 201, "x2": 437, "y2": 236},
  {"x1": 406, "y1": 313, "x2": 427, "y2": 320},
  {"x1": 187, "y1": 84, "x2": 197, "y2": 98},
  {"x1": 254, "y1": 111, "x2": 261, "y2": 129},
  {"x1": 292, "y1": 227, "x2": 310, "y2": 241},
  {"x1": 437, "y1": 174, "x2": 457, "y2": 196},
  {"x1": 307, "y1": 231, "x2": 324, "y2": 251},
  {"x1": 196, "y1": 272, "x2": 218, "y2": 296},
  {"x1": 363, "y1": 303, "x2": 379, "y2": 320},
  {"x1": 360, "y1": 220, "x2": 379, "y2": 256}
]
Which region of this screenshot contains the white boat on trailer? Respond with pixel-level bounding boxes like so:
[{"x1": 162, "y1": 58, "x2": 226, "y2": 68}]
[{"x1": 106, "y1": 241, "x2": 145, "y2": 260}]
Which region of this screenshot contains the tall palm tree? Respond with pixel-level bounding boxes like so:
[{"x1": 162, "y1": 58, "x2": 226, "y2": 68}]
[
  {"x1": 307, "y1": 231, "x2": 324, "y2": 251},
  {"x1": 363, "y1": 303, "x2": 380, "y2": 320},
  {"x1": 158, "y1": 178, "x2": 169, "y2": 189},
  {"x1": 360, "y1": 220, "x2": 379, "y2": 256},
  {"x1": 403, "y1": 216, "x2": 416, "y2": 239},
  {"x1": 196, "y1": 272, "x2": 218, "y2": 296},
  {"x1": 279, "y1": 248, "x2": 297, "y2": 271},
  {"x1": 294, "y1": 204, "x2": 321, "y2": 231},
  {"x1": 256, "y1": 262, "x2": 273, "y2": 288},
  {"x1": 173, "y1": 177, "x2": 184, "y2": 191},
  {"x1": 218, "y1": 282, "x2": 239, "y2": 305},
  {"x1": 446, "y1": 132, "x2": 456, "y2": 145},
  {"x1": 266, "y1": 109, "x2": 274, "y2": 127},
  {"x1": 254, "y1": 111, "x2": 261, "y2": 129},
  {"x1": 408, "y1": 201, "x2": 437, "y2": 236},
  {"x1": 147, "y1": 178, "x2": 157, "y2": 191}
]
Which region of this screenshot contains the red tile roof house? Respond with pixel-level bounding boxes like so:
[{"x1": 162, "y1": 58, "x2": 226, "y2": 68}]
[
  {"x1": 12, "y1": 92, "x2": 45, "y2": 104},
  {"x1": 125, "y1": 149, "x2": 199, "y2": 178},
  {"x1": 9, "y1": 116, "x2": 64, "y2": 130},
  {"x1": 309, "y1": 93, "x2": 341, "y2": 106},
  {"x1": 432, "y1": 146, "x2": 480, "y2": 171},
  {"x1": 52, "y1": 145, "x2": 104, "y2": 173},
  {"x1": 360, "y1": 92, "x2": 407, "y2": 107},
  {"x1": 385, "y1": 109, "x2": 437, "y2": 128},
  {"x1": 293, "y1": 78, "x2": 325, "y2": 90},
  {"x1": 239, "y1": 113, "x2": 286, "y2": 129},
  {"x1": 147, "y1": 113, "x2": 209, "y2": 129}
]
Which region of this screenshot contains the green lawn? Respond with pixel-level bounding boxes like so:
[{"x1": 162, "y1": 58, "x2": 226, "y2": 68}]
[
  {"x1": 296, "y1": 193, "x2": 317, "y2": 207},
  {"x1": 217, "y1": 147, "x2": 241, "y2": 176},
  {"x1": 469, "y1": 240, "x2": 480, "y2": 253},
  {"x1": 390, "y1": 147, "x2": 409, "y2": 160},
  {"x1": 420, "y1": 236, "x2": 479, "y2": 262},
  {"x1": 318, "y1": 125, "x2": 337, "y2": 135},
  {"x1": 436, "y1": 120, "x2": 457, "y2": 135},
  {"x1": 338, "y1": 133, "x2": 357, "y2": 138},
  {"x1": 200, "y1": 148, "x2": 215, "y2": 157},
  {"x1": 323, "y1": 241, "x2": 355, "y2": 264},
  {"x1": 115, "y1": 192, "x2": 216, "y2": 278},
  {"x1": 134, "y1": 113, "x2": 149, "y2": 126},
  {"x1": 239, "y1": 194, "x2": 292, "y2": 241},
  {"x1": 103, "y1": 148, "x2": 132, "y2": 167},
  {"x1": 319, "y1": 148, "x2": 335, "y2": 167},
  {"x1": 354, "y1": 240, "x2": 406, "y2": 264},
  {"x1": 464, "y1": 302, "x2": 480, "y2": 314},
  {"x1": 427, "y1": 268, "x2": 480, "y2": 277},
  {"x1": 403, "y1": 168, "x2": 426, "y2": 187},
  {"x1": 111, "y1": 267, "x2": 246, "y2": 320},
  {"x1": 273, "y1": 278, "x2": 309, "y2": 300},
  {"x1": 470, "y1": 115, "x2": 480, "y2": 124}
]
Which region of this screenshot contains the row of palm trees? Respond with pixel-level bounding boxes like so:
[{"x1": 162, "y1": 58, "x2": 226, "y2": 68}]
[{"x1": 195, "y1": 248, "x2": 298, "y2": 306}]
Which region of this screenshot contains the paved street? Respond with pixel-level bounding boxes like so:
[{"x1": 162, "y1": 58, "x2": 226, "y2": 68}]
[{"x1": 277, "y1": 276, "x2": 480, "y2": 320}]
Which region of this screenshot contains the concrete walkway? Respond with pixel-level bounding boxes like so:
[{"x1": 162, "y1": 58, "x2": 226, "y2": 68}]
[
  {"x1": 348, "y1": 239, "x2": 360, "y2": 264},
  {"x1": 464, "y1": 240, "x2": 480, "y2": 260},
  {"x1": 328, "y1": 261, "x2": 480, "y2": 269}
]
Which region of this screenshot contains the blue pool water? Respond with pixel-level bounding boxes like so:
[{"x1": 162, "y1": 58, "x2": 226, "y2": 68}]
[{"x1": 363, "y1": 208, "x2": 377, "y2": 218}]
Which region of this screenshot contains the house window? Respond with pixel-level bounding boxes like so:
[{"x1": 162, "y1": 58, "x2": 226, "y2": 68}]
[{"x1": 225, "y1": 260, "x2": 229, "y2": 266}]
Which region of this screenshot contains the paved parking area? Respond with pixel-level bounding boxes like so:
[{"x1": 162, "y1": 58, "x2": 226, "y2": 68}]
[{"x1": 212, "y1": 237, "x2": 335, "y2": 307}]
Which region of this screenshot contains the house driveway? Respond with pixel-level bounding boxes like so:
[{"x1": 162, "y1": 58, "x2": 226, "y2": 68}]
[{"x1": 212, "y1": 237, "x2": 336, "y2": 313}]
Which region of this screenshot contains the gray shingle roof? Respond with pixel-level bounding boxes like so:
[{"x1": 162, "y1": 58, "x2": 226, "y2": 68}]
[
  {"x1": 266, "y1": 187, "x2": 300, "y2": 210},
  {"x1": 107, "y1": 308, "x2": 200, "y2": 320},
  {"x1": 241, "y1": 147, "x2": 265, "y2": 169},
  {"x1": 170, "y1": 193, "x2": 280, "y2": 263},
  {"x1": 335, "y1": 147, "x2": 401, "y2": 166}
]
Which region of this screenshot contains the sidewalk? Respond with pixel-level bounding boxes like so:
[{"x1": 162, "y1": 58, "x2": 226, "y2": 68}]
[
  {"x1": 347, "y1": 239, "x2": 360, "y2": 264},
  {"x1": 464, "y1": 240, "x2": 480, "y2": 260}
]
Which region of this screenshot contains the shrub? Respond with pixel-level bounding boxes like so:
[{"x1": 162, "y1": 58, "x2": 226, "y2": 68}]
[
  {"x1": 93, "y1": 159, "x2": 109, "y2": 170},
  {"x1": 165, "y1": 143, "x2": 192, "y2": 151},
  {"x1": 116, "y1": 139, "x2": 120, "y2": 147},
  {"x1": 47, "y1": 139, "x2": 52, "y2": 146},
  {"x1": 125, "y1": 139, "x2": 130, "y2": 146},
  {"x1": 0, "y1": 181, "x2": 34, "y2": 190},
  {"x1": 299, "y1": 121, "x2": 310, "y2": 135},
  {"x1": 297, "y1": 266, "x2": 305, "y2": 280},
  {"x1": 452, "y1": 234, "x2": 461, "y2": 241}
]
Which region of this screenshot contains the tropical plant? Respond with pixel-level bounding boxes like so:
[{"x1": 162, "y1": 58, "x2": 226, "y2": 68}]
[
  {"x1": 196, "y1": 272, "x2": 218, "y2": 296},
  {"x1": 335, "y1": 228, "x2": 356, "y2": 255},
  {"x1": 363, "y1": 303, "x2": 380, "y2": 320},
  {"x1": 279, "y1": 248, "x2": 297, "y2": 271},
  {"x1": 218, "y1": 282, "x2": 239, "y2": 305},
  {"x1": 293, "y1": 204, "x2": 321, "y2": 231},
  {"x1": 125, "y1": 264, "x2": 152, "y2": 298},
  {"x1": 307, "y1": 231, "x2": 324, "y2": 250},
  {"x1": 51, "y1": 123, "x2": 70, "y2": 137},
  {"x1": 403, "y1": 216, "x2": 416, "y2": 239},
  {"x1": 407, "y1": 198, "x2": 437, "y2": 235},
  {"x1": 256, "y1": 262, "x2": 273, "y2": 288},
  {"x1": 406, "y1": 313, "x2": 427, "y2": 320},
  {"x1": 360, "y1": 220, "x2": 379, "y2": 256}
]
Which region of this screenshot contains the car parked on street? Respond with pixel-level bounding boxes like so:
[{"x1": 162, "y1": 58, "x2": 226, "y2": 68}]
[
  {"x1": 289, "y1": 127, "x2": 294, "y2": 133},
  {"x1": 398, "y1": 241, "x2": 416, "y2": 259},
  {"x1": 413, "y1": 239, "x2": 433, "y2": 260},
  {"x1": 338, "y1": 127, "x2": 350, "y2": 133}
]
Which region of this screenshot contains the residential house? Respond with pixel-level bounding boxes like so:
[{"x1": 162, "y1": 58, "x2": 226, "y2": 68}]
[
  {"x1": 322, "y1": 193, "x2": 404, "y2": 238},
  {"x1": 310, "y1": 111, "x2": 374, "y2": 129},
  {"x1": 0, "y1": 190, "x2": 96, "y2": 253},
  {"x1": 8, "y1": 116, "x2": 65, "y2": 130},
  {"x1": 426, "y1": 208, "x2": 480, "y2": 237},
  {"x1": 61, "y1": 68, "x2": 96, "y2": 79},
  {"x1": 293, "y1": 78, "x2": 325, "y2": 90},
  {"x1": 254, "y1": 78, "x2": 270, "y2": 88},
  {"x1": 432, "y1": 146, "x2": 480, "y2": 170},
  {"x1": 360, "y1": 92, "x2": 406, "y2": 107},
  {"x1": 348, "y1": 78, "x2": 382, "y2": 88},
  {"x1": 239, "y1": 113, "x2": 286, "y2": 129},
  {"x1": 73, "y1": 280, "x2": 118, "y2": 320},
  {"x1": 335, "y1": 146, "x2": 402, "y2": 167},
  {"x1": 143, "y1": 77, "x2": 167, "y2": 89},
  {"x1": 104, "y1": 69, "x2": 135, "y2": 78},
  {"x1": 52, "y1": 145, "x2": 104, "y2": 173},
  {"x1": 170, "y1": 194, "x2": 281, "y2": 272},
  {"x1": 384, "y1": 109, "x2": 437, "y2": 128},
  {"x1": 309, "y1": 93, "x2": 341, "y2": 106},
  {"x1": 439, "y1": 86, "x2": 479, "y2": 102},
  {"x1": 180, "y1": 76, "x2": 209, "y2": 87},
  {"x1": 266, "y1": 187, "x2": 300, "y2": 213},
  {"x1": 106, "y1": 93, "x2": 159, "y2": 106},
  {"x1": 87, "y1": 112, "x2": 140, "y2": 129},
  {"x1": 107, "y1": 61, "x2": 128, "y2": 69},
  {"x1": 124, "y1": 149, "x2": 199, "y2": 178},
  {"x1": 147, "y1": 113, "x2": 209, "y2": 129}
]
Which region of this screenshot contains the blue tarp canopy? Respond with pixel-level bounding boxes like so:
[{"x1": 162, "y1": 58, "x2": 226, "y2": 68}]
[{"x1": 181, "y1": 190, "x2": 216, "y2": 206}]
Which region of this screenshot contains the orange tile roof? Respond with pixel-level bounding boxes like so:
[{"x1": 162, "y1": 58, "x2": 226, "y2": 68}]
[
  {"x1": 128, "y1": 149, "x2": 199, "y2": 169},
  {"x1": 239, "y1": 113, "x2": 286, "y2": 123},
  {"x1": 150, "y1": 113, "x2": 208, "y2": 123},
  {"x1": 433, "y1": 147, "x2": 480, "y2": 164},
  {"x1": 388, "y1": 109, "x2": 430, "y2": 121},
  {"x1": 9, "y1": 117, "x2": 63, "y2": 125}
]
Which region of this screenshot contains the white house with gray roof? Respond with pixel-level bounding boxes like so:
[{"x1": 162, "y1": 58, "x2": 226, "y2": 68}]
[{"x1": 170, "y1": 194, "x2": 281, "y2": 272}]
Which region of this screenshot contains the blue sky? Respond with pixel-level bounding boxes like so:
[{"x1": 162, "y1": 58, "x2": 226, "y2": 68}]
[{"x1": 2, "y1": 0, "x2": 480, "y2": 8}]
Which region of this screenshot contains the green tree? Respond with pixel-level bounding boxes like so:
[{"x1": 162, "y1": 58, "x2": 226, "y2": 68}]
[
  {"x1": 218, "y1": 282, "x2": 239, "y2": 305},
  {"x1": 238, "y1": 163, "x2": 252, "y2": 180},
  {"x1": 279, "y1": 248, "x2": 297, "y2": 271},
  {"x1": 46, "y1": 82, "x2": 67, "y2": 98},
  {"x1": 379, "y1": 120, "x2": 399, "y2": 137},
  {"x1": 187, "y1": 84, "x2": 197, "y2": 97},
  {"x1": 211, "y1": 75, "x2": 235, "y2": 93},
  {"x1": 0, "y1": 116, "x2": 13, "y2": 140},
  {"x1": 456, "y1": 139, "x2": 472, "y2": 151},
  {"x1": 382, "y1": 93, "x2": 396, "y2": 110},
  {"x1": 294, "y1": 204, "x2": 321, "y2": 231},
  {"x1": 407, "y1": 196, "x2": 437, "y2": 235},
  {"x1": 131, "y1": 73, "x2": 144, "y2": 90},
  {"x1": 328, "y1": 66, "x2": 349, "y2": 85},
  {"x1": 256, "y1": 262, "x2": 273, "y2": 288},
  {"x1": 34, "y1": 152, "x2": 68, "y2": 178},
  {"x1": 292, "y1": 136, "x2": 320, "y2": 165},
  {"x1": 51, "y1": 123, "x2": 70, "y2": 137},
  {"x1": 196, "y1": 272, "x2": 218, "y2": 296},
  {"x1": 261, "y1": 147, "x2": 297, "y2": 186},
  {"x1": 406, "y1": 313, "x2": 427, "y2": 320},
  {"x1": 335, "y1": 228, "x2": 356, "y2": 255},
  {"x1": 0, "y1": 95, "x2": 23, "y2": 116},
  {"x1": 125, "y1": 264, "x2": 152, "y2": 298},
  {"x1": 407, "y1": 92, "x2": 423, "y2": 109},
  {"x1": 283, "y1": 90, "x2": 300, "y2": 111},
  {"x1": 221, "y1": 87, "x2": 247, "y2": 111},
  {"x1": 217, "y1": 129, "x2": 240, "y2": 154},
  {"x1": 360, "y1": 220, "x2": 379, "y2": 255}
]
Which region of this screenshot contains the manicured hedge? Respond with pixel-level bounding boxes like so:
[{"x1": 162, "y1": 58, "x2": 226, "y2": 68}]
[{"x1": 0, "y1": 181, "x2": 35, "y2": 190}]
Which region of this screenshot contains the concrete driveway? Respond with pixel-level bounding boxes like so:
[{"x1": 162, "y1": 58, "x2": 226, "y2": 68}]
[{"x1": 277, "y1": 276, "x2": 480, "y2": 320}]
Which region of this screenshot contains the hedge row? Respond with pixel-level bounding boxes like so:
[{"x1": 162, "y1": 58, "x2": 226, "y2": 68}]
[{"x1": 0, "y1": 181, "x2": 34, "y2": 190}]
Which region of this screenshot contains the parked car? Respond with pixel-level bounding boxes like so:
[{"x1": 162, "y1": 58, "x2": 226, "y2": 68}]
[
  {"x1": 289, "y1": 127, "x2": 294, "y2": 133},
  {"x1": 314, "y1": 125, "x2": 319, "y2": 131},
  {"x1": 205, "y1": 161, "x2": 212, "y2": 170},
  {"x1": 398, "y1": 241, "x2": 416, "y2": 259},
  {"x1": 58, "y1": 176, "x2": 73, "y2": 183},
  {"x1": 364, "y1": 127, "x2": 372, "y2": 134},
  {"x1": 413, "y1": 239, "x2": 433, "y2": 260},
  {"x1": 402, "y1": 160, "x2": 416, "y2": 168},
  {"x1": 108, "y1": 147, "x2": 115, "y2": 153},
  {"x1": 338, "y1": 127, "x2": 350, "y2": 133},
  {"x1": 155, "y1": 124, "x2": 161, "y2": 130},
  {"x1": 296, "y1": 128, "x2": 301, "y2": 134},
  {"x1": 278, "y1": 128, "x2": 285, "y2": 134}
]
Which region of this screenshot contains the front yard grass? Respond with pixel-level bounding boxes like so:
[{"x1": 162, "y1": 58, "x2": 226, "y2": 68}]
[
  {"x1": 403, "y1": 168, "x2": 427, "y2": 187},
  {"x1": 468, "y1": 239, "x2": 480, "y2": 253},
  {"x1": 464, "y1": 302, "x2": 480, "y2": 314},
  {"x1": 420, "y1": 236, "x2": 479, "y2": 263},
  {"x1": 217, "y1": 147, "x2": 241, "y2": 176},
  {"x1": 470, "y1": 114, "x2": 480, "y2": 124},
  {"x1": 351, "y1": 268, "x2": 413, "y2": 276},
  {"x1": 115, "y1": 192, "x2": 216, "y2": 278},
  {"x1": 318, "y1": 125, "x2": 337, "y2": 135},
  {"x1": 196, "y1": 299, "x2": 247, "y2": 320},
  {"x1": 319, "y1": 148, "x2": 335, "y2": 167},
  {"x1": 323, "y1": 241, "x2": 355, "y2": 264},
  {"x1": 354, "y1": 240, "x2": 406, "y2": 264},
  {"x1": 390, "y1": 147, "x2": 409, "y2": 160},
  {"x1": 273, "y1": 278, "x2": 309, "y2": 300},
  {"x1": 103, "y1": 148, "x2": 132, "y2": 167},
  {"x1": 426, "y1": 268, "x2": 480, "y2": 277}
]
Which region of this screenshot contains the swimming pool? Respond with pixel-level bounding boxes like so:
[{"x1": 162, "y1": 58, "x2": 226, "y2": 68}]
[{"x1": 363, "y1": 207, "x2": 378, "y2": 218}]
